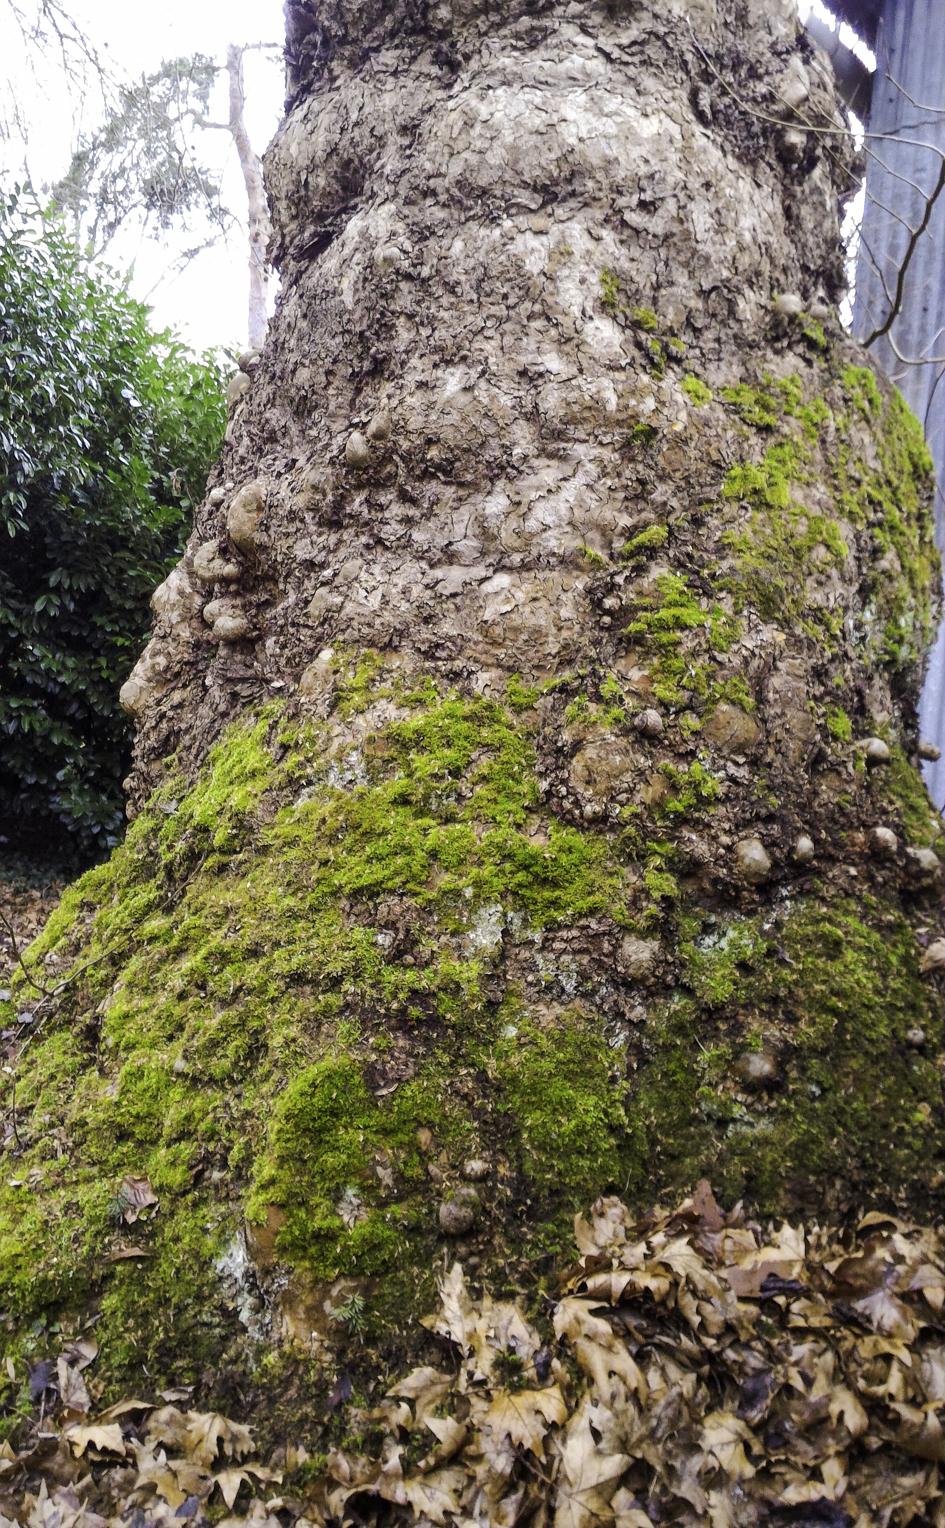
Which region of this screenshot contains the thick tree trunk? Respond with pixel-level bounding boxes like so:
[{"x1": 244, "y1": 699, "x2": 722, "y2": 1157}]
[{"x1": 5, "y1": 0, "x2": 943, "y2": 1397}]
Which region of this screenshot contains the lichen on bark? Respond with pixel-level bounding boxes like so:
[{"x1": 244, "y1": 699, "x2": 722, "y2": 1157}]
[{"x1": 1, "y1": 0, "x2": 943, "y2": 1408}]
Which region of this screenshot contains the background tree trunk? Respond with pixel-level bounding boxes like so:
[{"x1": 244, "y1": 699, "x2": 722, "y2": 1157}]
[
  {"x1": 6, "y1": 0, "x2": 944, "y2": 1394},
  {"x1": 225, "y1": 41, "x2": 272, "y2": 351}
]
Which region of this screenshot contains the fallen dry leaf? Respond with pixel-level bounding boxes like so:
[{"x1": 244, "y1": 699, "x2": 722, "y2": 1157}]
[
  {"x1": 185, "y1": 1410, "x2": 255, "y2": 1468},
  {"x1": 214, "y1": 1464, "x2": 283, "y2": 1509},
  {"x1": 118, "y1": 1174, "x2": 158, "y2": 1224},
  {"x1": 145, "y1": 1405, "x2": 192, "y2": 1455},
  {"x1": 132, "y1": 1439, "x2": 187, "y2": 1508},
  {"x1": 402, "y1": 1466, "x2": 466, "y2": 1523},
  {"x1": 55, "y1": 1359, "x2": 89, "y2": 1415},
  {"x1": 9, "y1": 1178, "x2": 945, "y2": 1528},
  {"x1": 481, "y1": 1384, "x2": 567, "y2": 1455},
  {"x1": 59, "y1": 1339, "x2": 97, "y2": 1372},
  {"x1": 62, "y1": 1423, "x2": 125, "y2": 1458},
  {"x1": 96, "y1": 1397, "x2": 154, "y2": 1423},
  {"x1": 553, "y1": 1396, "x2": 631, "y2": 1528},
  {"x1": 336, "y1": 1188, "x2": 368, "y2": 1230}
]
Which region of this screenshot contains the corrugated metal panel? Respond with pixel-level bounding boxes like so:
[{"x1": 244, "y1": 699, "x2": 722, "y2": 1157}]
[
  {"x1": 828, "y1": 0, "x2": 884, "y2": 46},
  {"x1": 853, "y1": 0, "x2": 945, "y2": 802}
]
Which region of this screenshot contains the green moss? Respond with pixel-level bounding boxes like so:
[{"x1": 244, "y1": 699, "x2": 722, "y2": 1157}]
[
  {"x1": 334, "y1": 650, "x2": 388, "y2": 718},
  {"x1": 248, "y1": 1056, "x2": 434, "y2": 1281},
  {"x1": 640, "y1": 840, "x2": 682, "y2": 908},
  {"x1": 708, "y1": 676, "x2": 755, "y2": 713},
  {"x1": 826, "y1": 706, "x2": 852, "y2": 742},
  {"x1": 647, "y1": 338, "x2": 664, "y2": 377},
  {"x1": 620, "y1": 524, "x2": 667, "y2": 561},
  {"x1": 842, "y1": 388, "x2": 937, "y2": 672},
  {"x1": 776, "y1": 374, "x2": 804, "y2": 415},
  {"x1": 626, "y1": 573, "x2": 705, "y2": 698},
  {"x1": 721, "y1": 431, "x2": 849, "y2": 634},
  {"x1": 160, "y1": 706, "x2": 280, "y2": 863},
  {"x1": 495, "y1": 1012, "x2": 637, "y2": 1207},
  {"x1": 600, "y1": 268, "x2": 620, "y2": 309},
  {"x1": 801, "y1": 317, "x2": 827, "y2": 351},
  {"x1": 843, "y1": 364, "x2": 881, "y2": 417},
  {"x1": 505, "y1": 675, "x2": 541, "y2": 712},
  {"x1": 702, "y1": 365, "x2": 936, "y2": 671},
  {"x1": 0, "y1": 686, "x2": 644, "y2": 1385},
  {"x1": 577, "y1": 544, "x2": 609, "y2": 569},
  {"x1": 625, "y1": 573, "x2": 742, "y2": 709},
  {"x1": 631, "y1": 900, "x2": 944, "y2": 1208},
  {"x1": 682, "y1": 377, "x2": 713, "y2": 407},
  {"x1": 0, "y1": 670, "x2": 939, "y2": 1390},
  {"x1": 879, "y1": 742, "x2": 945, "y2": 852},
  {"x1": 632, "y1": 307, "x2": 658, "y2": 332},
  {"x1": 656, "y1": 760, "x2": 720, "y2": 818},
  {"x1": 708, "y1": 608, "x2": 741, "y2": 654},
  {"x1": 720, "y1": 382, "x2": 779, "y2": 429}
]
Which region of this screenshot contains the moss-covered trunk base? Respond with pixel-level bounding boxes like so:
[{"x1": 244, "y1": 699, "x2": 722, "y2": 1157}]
[{"x1": 1, "y1": 628, "x2": 941, "y2": 1403}]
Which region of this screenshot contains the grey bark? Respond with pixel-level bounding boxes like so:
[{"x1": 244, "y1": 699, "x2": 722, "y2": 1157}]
[
  {"x1": 127, "y1": 0, "x2": 861, "y2": 746},
  {"x1": 114, "y1": 0, "x2": 943, "y2": 1235}
]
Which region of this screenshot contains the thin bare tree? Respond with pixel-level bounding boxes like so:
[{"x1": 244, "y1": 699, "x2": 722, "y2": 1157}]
[
  {"x1": 49, "y1": 43, "x2": 279, "y2": 350},
  {"x1": 191, "y1": 43, "x2": 278, "y2": 349}
]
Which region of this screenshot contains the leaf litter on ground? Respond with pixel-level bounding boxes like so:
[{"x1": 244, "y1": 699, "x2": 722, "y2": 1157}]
[{"x1": 5, "y1": 1182, "x2": 945, "y2": 1526}]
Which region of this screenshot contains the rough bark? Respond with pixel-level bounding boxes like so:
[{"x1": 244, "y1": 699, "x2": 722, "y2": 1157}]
[{"x1": 2, "y1": 0, "x2": 943, "y2": 1403}]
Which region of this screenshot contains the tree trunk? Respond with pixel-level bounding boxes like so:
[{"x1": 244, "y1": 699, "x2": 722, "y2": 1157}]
[
  {"x1": 7, "y1": 0, "x2": 944, "y2": 1394},
  {"x1": 226, "y1": 41, "x2": 271, "y2": 351}
]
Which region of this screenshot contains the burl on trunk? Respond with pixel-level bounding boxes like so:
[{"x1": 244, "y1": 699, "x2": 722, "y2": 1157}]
[{"x1": 4, "y1": 0, "x2": 942, "y2": 1385}]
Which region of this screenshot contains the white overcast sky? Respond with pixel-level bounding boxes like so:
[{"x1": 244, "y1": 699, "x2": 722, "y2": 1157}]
[{"x1": 1, "y1": 0, "x2": 286, "y2": 353}]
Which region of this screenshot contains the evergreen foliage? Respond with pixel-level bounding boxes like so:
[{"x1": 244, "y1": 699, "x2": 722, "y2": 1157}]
[{"x1": 0, "y1": 191, "x2": 225, "y2": 851}]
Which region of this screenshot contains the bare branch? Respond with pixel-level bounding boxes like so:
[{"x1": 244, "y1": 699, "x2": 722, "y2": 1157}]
[
  {"x1": 882, "y1": 330, "x2": 945, "y2": 368},
  {"x1": 878, "y1": 64, "x2": 945, "y2": 121},
  {"x1": 860, "y1": 149, "x2": 945, "y2": 347}
]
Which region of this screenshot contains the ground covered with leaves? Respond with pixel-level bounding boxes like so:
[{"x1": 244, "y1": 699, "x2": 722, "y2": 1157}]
[
  {"x1": 0, "y1": 882, "x2": 61, "y2": 993},
  {"x1": 0, "y1": 845, "x2": 66, "y2": 990},
  {"x1": 4, "y1": 1183, "x2": 945, "y2": 1528}
]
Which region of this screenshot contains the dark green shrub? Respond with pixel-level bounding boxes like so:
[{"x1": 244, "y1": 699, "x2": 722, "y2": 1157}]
[{"x1": 0, "y1": 189, "x2": 225, "y2": 854}]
